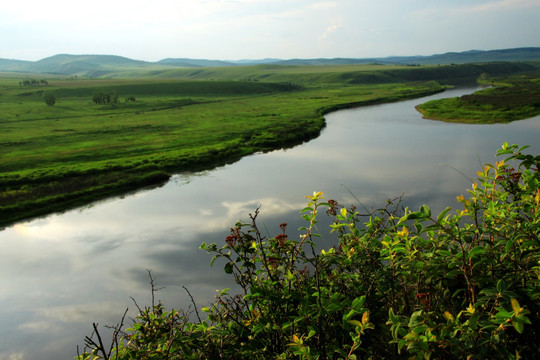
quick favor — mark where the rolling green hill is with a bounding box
[382,47,540,65]
[157,58,237,67]
[2,47,540,78]
[113,61,540,85]
[0,58,33,72]
[25,54,155,75]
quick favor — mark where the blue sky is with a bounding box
[1,0,539,61]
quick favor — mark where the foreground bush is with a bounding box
[78,143,539,359]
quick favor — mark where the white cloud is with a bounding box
[1,0,540,61]
[319,24,339,42]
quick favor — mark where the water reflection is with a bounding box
[1,87,539,359]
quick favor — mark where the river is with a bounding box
[1,86,539,359]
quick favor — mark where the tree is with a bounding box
[43,92,56,106]
[92,92,118,105]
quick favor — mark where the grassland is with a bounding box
[101,61,540,85]
[416,72,540,123]
[1,62,539,227]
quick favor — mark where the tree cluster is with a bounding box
[20,79,48,86]
[78,143,539,360]
[92,92,119,105]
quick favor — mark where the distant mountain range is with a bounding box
[1,47,539,77]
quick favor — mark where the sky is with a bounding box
[1,0,539,62]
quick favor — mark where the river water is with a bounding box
[1,87,539,359]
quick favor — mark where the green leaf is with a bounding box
[412,324,428,334]
[219,288,230,296]
[420,205,431,218]
[496,279,506,293]
[351,296,366,310]
[468,246,486,258]
[348,320,362,327]
[420,224,440,233]
[327,303,343,312]
[224,262,234,274]
[406,212,419,220]
[437,207,452,223]
[469,312,479,330]
[388,308,398,324]
[511,298,521,314]
[505,239,515,253]
[436,250,452,257]
[495,310,512,318]
[513,320,524,334]
[344,309,356,321]
[210,254,221,267]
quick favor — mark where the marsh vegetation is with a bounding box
[416,73,540,123]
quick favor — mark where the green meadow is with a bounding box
[1,61,539,226]
[416,72,540,123]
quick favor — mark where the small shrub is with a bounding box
[43,92,56,106]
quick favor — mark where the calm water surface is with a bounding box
[1,87,539,359]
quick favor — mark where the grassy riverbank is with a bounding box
[1,61,539,227]
[416,72,540,123]
[0,76,443,227]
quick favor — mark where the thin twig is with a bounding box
[183,285,202,323]
[105,307,129,357]
[92,322,109,360]
[341,183,372,215]
[130,296,143,314]
[146,269,165,308]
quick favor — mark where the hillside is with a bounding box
[0,58,33,72]
[377,47,540,65]
[1,47,540,77]
[118,62,540,86]
[157,58,237,67]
